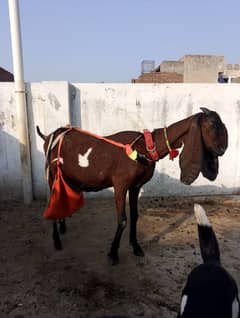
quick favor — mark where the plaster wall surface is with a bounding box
[0,83,21,199]
[183,55,224,83]
[1,82,240,199]
[160,61,184,75]
[27,81,72,199]
[74,83,240,197]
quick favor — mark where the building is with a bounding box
[132,55,240,83]
[0,67,14,82]
[132,59,183,83]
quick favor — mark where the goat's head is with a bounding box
[179,107,228,185]
[200,107,228,156]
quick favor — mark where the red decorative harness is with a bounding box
[143,129,160,161]
[143,128,179,161]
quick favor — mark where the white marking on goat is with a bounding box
[180,295,188,315]
[194,204,211,226]
[232,297,239,318]
[78,148,92,167]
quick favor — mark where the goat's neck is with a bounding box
[153,115,194,159]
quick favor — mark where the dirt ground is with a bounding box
[0,195,240,318]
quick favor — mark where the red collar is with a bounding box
[143,129,159,161]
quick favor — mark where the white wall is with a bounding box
[0,83,22,200]
[1,82,240,200]
[27,81,72,199]
[74,83,240,197]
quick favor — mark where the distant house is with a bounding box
[0,67,14,82]
[132,55,240,83]
[132,60,183,83]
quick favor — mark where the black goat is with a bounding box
[178,204,239,318]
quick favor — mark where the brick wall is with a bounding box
[132,72,183,83]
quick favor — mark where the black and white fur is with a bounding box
[178,204,239,318]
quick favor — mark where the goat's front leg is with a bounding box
[129,186,144,257]
[108,186,128,265]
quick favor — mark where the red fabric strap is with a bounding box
[143,129,159,161]
[44,128,84,220]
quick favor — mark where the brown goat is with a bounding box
[37,107,228,264]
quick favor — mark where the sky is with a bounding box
[1,0,240,83]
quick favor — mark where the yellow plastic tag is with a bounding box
[129,150,138,160]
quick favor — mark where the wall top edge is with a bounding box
[1,81,240,86]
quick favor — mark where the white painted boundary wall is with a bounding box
[0,83,21,198]
[75,83,240,197]
[0,82,240,200]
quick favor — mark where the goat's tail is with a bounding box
[36,126,47,141]
[194,203,220,264]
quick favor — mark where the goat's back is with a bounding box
[180,262,238,318]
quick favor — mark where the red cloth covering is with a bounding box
[44,165,84,220]
[43,130,84,220]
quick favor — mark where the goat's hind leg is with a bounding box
[59,219,66,234]
[129,186,144,257]
[53,221,62,250]
[47,174,64,249]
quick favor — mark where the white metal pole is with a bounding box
[8,0,33,204]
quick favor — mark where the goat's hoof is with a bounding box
[108,252,119,265]
[54,240,63,250]
[59,221,66,234]
[133,244,144,257]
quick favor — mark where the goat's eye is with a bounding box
[210,121,217,128]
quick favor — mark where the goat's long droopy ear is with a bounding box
[201,150,219,181]
[179,115,203,185]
